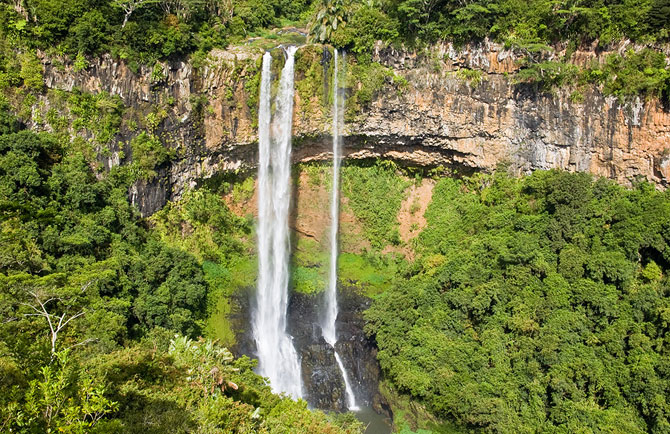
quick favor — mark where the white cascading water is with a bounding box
[322,49,359,411]
[253,47,303,399]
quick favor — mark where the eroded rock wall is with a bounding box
[35,42,670,215]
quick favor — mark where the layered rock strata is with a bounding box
[33,42,670,215]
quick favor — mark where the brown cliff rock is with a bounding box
[33,42,670,215]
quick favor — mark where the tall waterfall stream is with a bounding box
[252,47,390,432]
[252,46,303,398]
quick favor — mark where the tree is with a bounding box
[14,351,117,433]
[309,0,348,43]
[20,280,96,359]
[112,0,157,29]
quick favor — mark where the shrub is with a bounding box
[130,132,172,179]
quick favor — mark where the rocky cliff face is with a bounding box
[35,41,670,215]
[288,288,383,412]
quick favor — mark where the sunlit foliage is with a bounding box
[366,169,670,432]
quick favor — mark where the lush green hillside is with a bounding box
[366,169,670,432]
[2,0,669,59]
[4,91,670,432]
[1,1,670,432]
[2,0,668,104]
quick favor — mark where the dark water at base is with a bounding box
[354,405,393,434]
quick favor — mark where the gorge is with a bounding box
[3,15,670,432]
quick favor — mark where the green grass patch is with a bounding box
[203,256,256,346]
[291,236,328,295]
[338,253,397,297]
[291,265,327,295]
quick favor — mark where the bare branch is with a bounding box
[112,0,157,29]
[58,310,85,330]
[65,338,97,352]
[20,282,94,358]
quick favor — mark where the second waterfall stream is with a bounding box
[322,49,359,411]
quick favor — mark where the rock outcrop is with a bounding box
[288,287,383,412]
[33,41,670,215]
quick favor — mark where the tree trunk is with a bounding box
[122,11,131,29]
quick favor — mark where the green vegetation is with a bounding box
[288,163,404,297]
[0,100,361,431]
[516,49,670,103]
[2,0,670,431]
[151,187,254,346]
[345,59,407,116]
[366,169,670,432]
[3,332,362,432]
[312,0,670,52]
[295,44,328,115]
[456,68,485,89]
[585,48,670,102]
[289,233,396,297]
[515,60,580,93]
[309,0,347,43]
[129,132,171,179]
[0,0,313,65]
[338,253,398,297]
[329,1,400,54]
[341,160,410,249]
[65,90,125,145]
[2,0,665,85]
[292,237,328,295]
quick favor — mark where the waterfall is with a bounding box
[253,47,303,399]
[322,49,359,411]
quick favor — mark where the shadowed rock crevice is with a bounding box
[229,285,385,413]
[288,288,384,412]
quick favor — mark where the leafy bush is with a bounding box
[309,0,348,44]
[515,60,579,92]
[456,68,484,88]
[150,187,252,344]
[18,51,43,92]
[292,265,326,294]
[130,132,172,179]
[331,4,399,53]
[67,9,110,54]
[591,49,670,102]
[4,350,118,433]
[130,240,208,337]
